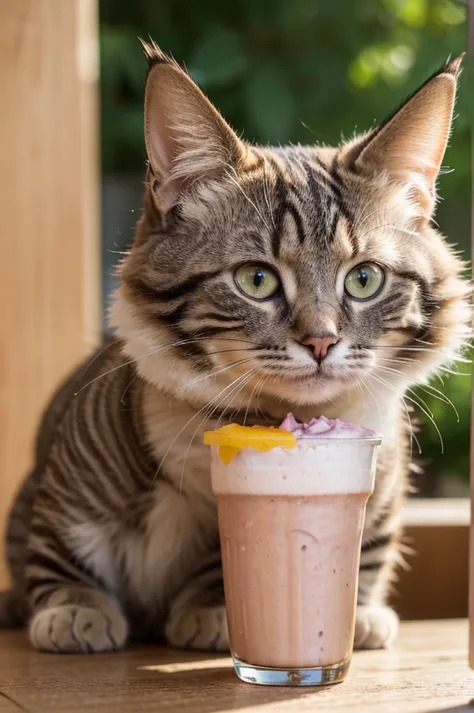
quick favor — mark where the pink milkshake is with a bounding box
[204,415,381,686]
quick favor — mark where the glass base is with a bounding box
[233,656,349,686]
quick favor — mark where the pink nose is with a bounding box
[301,334,338,363]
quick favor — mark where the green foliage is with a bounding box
[242,60,295,143]
[100,0,468,187]
[189,28,248,87]
[100,0,471,491]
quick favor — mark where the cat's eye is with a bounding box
[344,263,385,301]
[234,264,281,301]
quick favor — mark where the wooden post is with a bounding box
[469,0,474,671]
[0,0,101,585]
[467,0,474,669]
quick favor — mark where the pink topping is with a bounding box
[279,413,376,439]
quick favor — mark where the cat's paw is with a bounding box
[29,603,128,653]
[165,604,229,652]
[354,605,398,649]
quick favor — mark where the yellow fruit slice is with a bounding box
[218,446,240,464]
[204,424,297,463]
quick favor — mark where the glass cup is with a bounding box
[209,435,381,686]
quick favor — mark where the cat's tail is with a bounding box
[0,589,25,628]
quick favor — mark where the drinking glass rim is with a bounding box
[291,436,382,445]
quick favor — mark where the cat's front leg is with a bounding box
[26,529,128,654]
[355,527,400,649]
[29,586,128,654]
[354,604,399,649]
[164,552,229,652]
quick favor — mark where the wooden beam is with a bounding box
[0,0,101,586]
[469,0,474,669]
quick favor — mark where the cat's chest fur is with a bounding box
[69,454,216,616]
[68,389,219,615]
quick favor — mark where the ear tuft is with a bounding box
[140,39,167,66]
[139,39,186,77]
[439,53,464,79]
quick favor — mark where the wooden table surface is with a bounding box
[0,620,473,713]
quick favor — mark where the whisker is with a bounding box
[74,357,145,396]
[376,362,460,419]
[243,375,264,426]
[152,367,259,486]
[371,371,444,453]
[375,366,435,418]
[74,335,263,395]
[204,347,260,357]
[191,334,261,346]
[429,324,473,333]
[403,392,444,454]
[365,372,422,454]
[376,356,419,366]
[356,375,384,430]
[120,371,139,405]
[372,345,471,363]
[410,337,436,346]
[439,365,471,377]
[178,368,260,492]
[190,358,256,387]
[371,345,437,352]
[418,382,460,422]
[255,373,270,420]
[77,340,120,381]
[214,370,259,430]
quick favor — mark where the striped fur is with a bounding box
[1,47,470,653]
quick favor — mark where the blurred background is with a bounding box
[99,0,471,498]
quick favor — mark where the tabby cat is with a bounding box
[0,44,470,653]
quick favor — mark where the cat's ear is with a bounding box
[350,55,463,218]
[142,41,246,212]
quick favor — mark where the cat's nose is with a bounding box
[300,333,339,363]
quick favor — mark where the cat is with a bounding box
[0,43,470,654]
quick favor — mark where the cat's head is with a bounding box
[111,43,470,415]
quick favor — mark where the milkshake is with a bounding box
[204,414,381,686]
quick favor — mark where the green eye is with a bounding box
[344,263,385,301]
[234,264,281,300]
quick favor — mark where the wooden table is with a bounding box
[0,620,473,712]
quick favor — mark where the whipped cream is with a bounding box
[211,414,381,496]
[279,413,377,439]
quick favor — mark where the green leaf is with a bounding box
[243,61,295,143]
[189,28,247,87]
